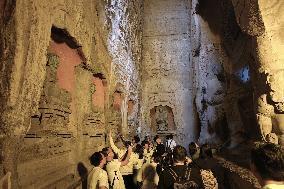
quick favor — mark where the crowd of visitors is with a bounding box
[87,132,284,189]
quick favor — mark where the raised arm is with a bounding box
[120,146,132,166]
[109,130,124,158]
[119,134,126,145]
[109,130,120,154]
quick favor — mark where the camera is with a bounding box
[124,141,132,148]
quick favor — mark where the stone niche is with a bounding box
[113,91,123,112]
[19,26,83,189]
[92,74,107,110]
[127,99,138,136]
[150,105,176,135]
[82,73,107,151]
[107,90,125,136]
[128,100,134,115]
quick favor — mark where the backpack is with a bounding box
[168,166,199,189]
[200,169,218,189]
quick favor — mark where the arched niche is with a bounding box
[111,82,125,112]
[108,82,126,136]
[20,26,84,189]
[51,26,83,93]
[127,98,138,136]
[28,26,83,135]
[113,91,123,112]
[128,100,135,115]
[83,72,108,146]
[92,73,107,110]
[150,105,176,134]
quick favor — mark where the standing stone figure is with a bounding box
[156,106,168,131]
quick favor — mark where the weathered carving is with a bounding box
[46,53,60,74]
[155,106,169,132]
[265,133,278,144]
[90,83,96,95]
[30,53,72,134]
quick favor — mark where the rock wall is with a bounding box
[139,0,259,147]
[228,0,284,146]
[249,0,284,146]
[0,0,283,187]
[191,0,284,148]
[0,0,143,188]
[104,0,143,138]
[140,0,197,145]
[191,0,228,144]
[191,0,258,147]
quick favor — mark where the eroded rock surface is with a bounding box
[0,0,142,188]
[0,0,283,188]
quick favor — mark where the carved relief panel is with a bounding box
[150,105,176,134]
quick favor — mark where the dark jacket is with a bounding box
[157,164,205,189]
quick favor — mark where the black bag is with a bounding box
[168,166,199,189]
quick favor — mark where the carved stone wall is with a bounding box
[0,0,284,188]
[191,0,258,147]
[222,0,284,146]
[190,0,284,148]
[249,1,284,146]
[104,0,143,138]
[140,0,197,146]
[0,0,143,188]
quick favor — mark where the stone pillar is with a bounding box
[232,0,284,145]
[121,95,129,137]
[191,0,227,144]
[141,0,196,146]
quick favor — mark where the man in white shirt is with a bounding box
[101,144,132,189]
[88,152,109,189]
[251,142,284,189]
[109,131,139,189]
[165,134,176,152]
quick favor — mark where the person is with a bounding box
[133,144,145,188]
[154,135,160,145]
[88,152,109,189]
[158,145,204,189]
[109,130,138,189]
[141,164,158,189]
[138,152,160,188]
[101,146,132,189]
[251,142,284,189]
[132,135,143,171]
[165,134,176,152]
[132,135,141,148]
[194,144,224,189]
[142,140,154,164]
[144,135,151,143]
[154,135,166,156]
[152,152,164,176]
[188,142,200,160]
